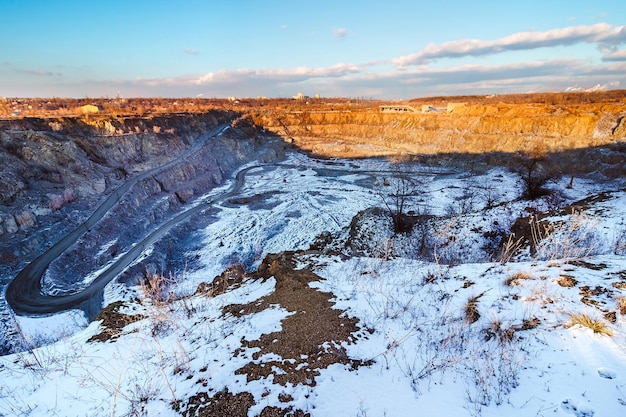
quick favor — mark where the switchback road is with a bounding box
[6,125,234,315]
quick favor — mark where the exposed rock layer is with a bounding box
[259,102,626,157]
[0,112,285,288]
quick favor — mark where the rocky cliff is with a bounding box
[0,112,285,288]
[258,102,626,158]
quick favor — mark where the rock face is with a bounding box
[260,102,626,157]
[0,112,285,290]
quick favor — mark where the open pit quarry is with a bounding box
[0,96,625,317]
[1,96,626,416]
[257,100,626,157]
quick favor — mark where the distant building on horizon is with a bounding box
[379,104,417,113]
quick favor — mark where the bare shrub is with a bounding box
[497,234,523,265]
[140,272,181,337]
[510,146,556,200]
[533,210,604,261]
[614,227,626,255]
[375,169,421,234]
[141,272,177,307]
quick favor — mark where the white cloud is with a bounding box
[603,49,626,61]
[193,63,361,85]
[184,49,199,55]
[334,28,348,40]
[9,24,626,99]
[393,23,626,67]
[70,55,626,99]
[18,68,60,77]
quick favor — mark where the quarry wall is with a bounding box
[259,102,626,157]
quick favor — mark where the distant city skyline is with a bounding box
[1,0,625,99]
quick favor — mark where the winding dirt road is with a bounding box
[6,131,455,317]
[6,125,237,316]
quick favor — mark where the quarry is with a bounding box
[0,92,625,416]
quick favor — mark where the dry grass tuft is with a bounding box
[465,293,485,324]
[557,275,578,287]
[566,313,613,336]
[504,271,533,286]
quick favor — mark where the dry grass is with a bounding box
[504,271,533,286]
[498,235,523,265]
[141,273,177,306]
[464,293,485,324]
[566,313,613,336]
[557,275,578,287]
[617,297,626,315]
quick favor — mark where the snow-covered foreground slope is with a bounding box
[2,152,625,416]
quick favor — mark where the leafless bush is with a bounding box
[140,272,182,337]
[141,272,177,307]
[510,147,556,200]
[375,169,421,234]
[533,210,604,260]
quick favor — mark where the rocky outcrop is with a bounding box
[0,112,230,236]
[0,112,286,291]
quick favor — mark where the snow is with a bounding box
[2,151,626,416]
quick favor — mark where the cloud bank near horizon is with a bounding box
[4,23,625,98]
[392,23,626,68]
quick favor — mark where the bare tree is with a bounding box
[511,145,556,200]
[376,169,419,234]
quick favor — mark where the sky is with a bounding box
[1,0,625,99]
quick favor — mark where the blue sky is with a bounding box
[1,0,625,98]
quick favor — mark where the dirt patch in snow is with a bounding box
[174,388,310,417]
[196,264,246,298]
[175,252,367,416]
[87,301,144,343]
[173,389,255,417]
[226,252,372,387]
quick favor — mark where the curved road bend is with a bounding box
[5,125,231,316]
[7,147,457,316]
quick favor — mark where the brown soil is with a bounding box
[174,389,309,417]
[196,264,246,297]
[173,389,255,417]
[175,251,370,416]
[604,311,617,324]
[87,301,144,343]
[567,260,608,270]
[579,285,613,307]
[226,252,372,387]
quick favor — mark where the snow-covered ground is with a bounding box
[2,151,626,416]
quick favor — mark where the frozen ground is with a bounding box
[1,151,626,416]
